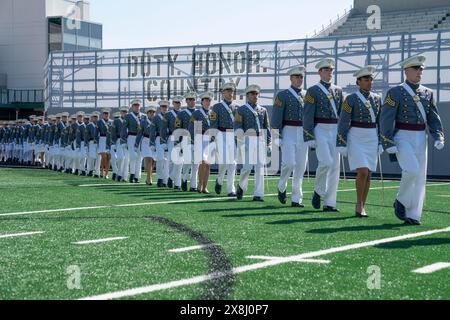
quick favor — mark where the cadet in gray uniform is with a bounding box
[337,66,382,218]
[121,100,144,183]
[85,112,100,177]
[110,107,128,182]
[98,109,112,179]
[190,92,214,194]
[175,92,199,192]
[235,84,271,202]
[210,82,238,197]
[136,106,157,185]
[166,96,183,189]
[380,55,445,225]
[153,101,170,188]
[303,58,343,212]
[272,66,309,208]
[76,113,90,176]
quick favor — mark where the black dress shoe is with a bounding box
[145,181,153,186]
[228,192,237,197]
[112,173,117,181]
[292,202,305,208]
[134,178,140,184]
[278,189,287,205]
[323,206,340,212]
[87,171,93,177]
[404,218,421,226]
[181,180,188,192]
[253,196,264,202]
[117,175,122,182]
[157,179,163,188]
[312,191,321,210]
[162,184,167,188]
[236,185,244,200]
[393,200,406,221]
[80,171,86,176]
[174,186,181,190]
[74,170,79,175]
[167,178,173,188]
[190,188,198,192]
[129,174,135,183]
[94,175,100,179]
[215,179,222,195]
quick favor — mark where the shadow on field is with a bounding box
[374,237,450,249]
[267,216,356,225]
[305,223,407,234]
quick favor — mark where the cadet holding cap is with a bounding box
[304,58,344,212]
[211,82,238,197]
[235,84,271,202]
[272,65,309,208]
[380,55,445,226]
[337,66,382,218]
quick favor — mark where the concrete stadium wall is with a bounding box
[353,0,450,14]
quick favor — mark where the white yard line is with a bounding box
[77,178,400,188]
[80,226,450,300]
[412,262,450,274]
[1,183,449,218]
[0,231,44,239]
[73,237,128,245]
[168,245,210,253]
[247,256,330,264]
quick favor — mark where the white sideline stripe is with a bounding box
[437,195,450,198]
[247,256,330,264]
[73,237,128,245]
[80,226,450,300]
[0,231,44,239]
[169,245,209,253]
[2,183,449,218]
[412,262,450,274]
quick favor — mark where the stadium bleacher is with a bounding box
[328,6,450,37]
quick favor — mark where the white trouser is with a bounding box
[87,141,98,173]
[117,143,128,179]
[127,136,142,178]
[216,131,237,194]
[395,130,428,221]
[279,126,309,204]
[181,144,198,189]
[156,137,169,183]
[78,145,87,172]
[238,136,267,198]
[314,124,340,207]
[110,141,118,175]
[170,139,183,187]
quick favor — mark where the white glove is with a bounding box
[336,147,348,157]
[378,145,384,156]
[121,143,128,151]
[434,140,445,150]
[386,146,398,154]
[307,140,317,149]
[161,144,168,152]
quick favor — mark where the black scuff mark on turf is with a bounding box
[147,216,235,300]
